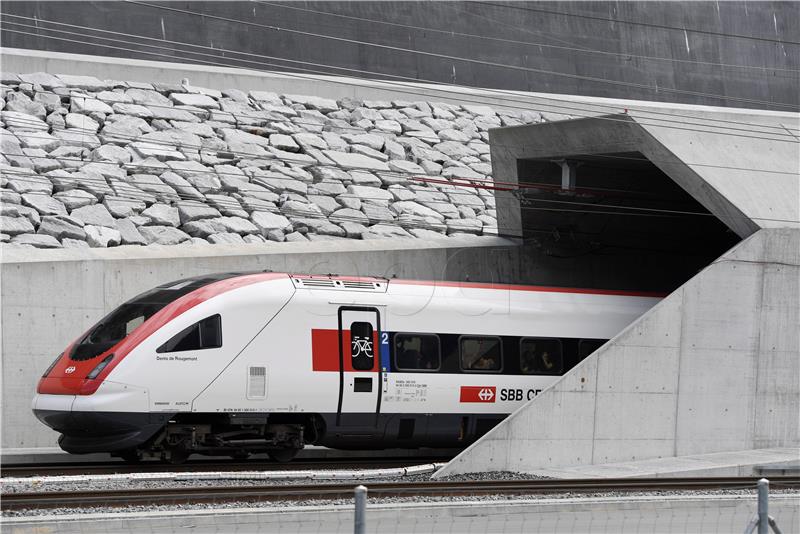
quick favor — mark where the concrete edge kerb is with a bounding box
[0,237,516,264]
[3,48,797,119]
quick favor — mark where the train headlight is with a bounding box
[86,354,114,380]
[42,353,63,378]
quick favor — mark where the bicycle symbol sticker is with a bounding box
[352,337,374,359]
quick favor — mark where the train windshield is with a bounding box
[69,272,255,361]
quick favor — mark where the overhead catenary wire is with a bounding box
[1,146,748,235]
[471,1,800,46]
[3,129,727,221]
[3,175,633,244]
[6,183,712,227]
[251,0,800,74]
[116,0,800,111]
[5,14,799,138]
[1,157,719,219]
[4,182,714,252]
[4,186,716,258]
[3,23,799,144]
[3,156,501,208]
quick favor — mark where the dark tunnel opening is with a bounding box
[514,152,741,293]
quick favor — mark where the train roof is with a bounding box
[162,272,665,298]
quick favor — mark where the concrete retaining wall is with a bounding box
[3,1,798,109]
[436,228,800,476]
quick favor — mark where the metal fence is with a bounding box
[3,478,799,533]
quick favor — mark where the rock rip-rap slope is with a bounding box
[0,73,550,249]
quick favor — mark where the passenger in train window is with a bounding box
[395,333,440,371]
[418,351,437,369]
[535,351,558,373]
[520,345,537,374]
[472,354,497,370]
[520,338,562,375]
[461,337,501,371]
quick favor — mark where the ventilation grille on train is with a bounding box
[291,276,388,292]
[247,366,266,399]
[297,278,337,288]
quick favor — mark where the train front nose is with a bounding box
[33,390,162,454]
[32,392,77,434]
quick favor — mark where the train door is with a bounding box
[337,307,382,427]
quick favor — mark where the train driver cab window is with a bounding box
[520,338,562,375]
[394,333,440,371]
[126,316,145,334]
[460,336,502,372]
[350,322,375,371]
[157,315,222,353]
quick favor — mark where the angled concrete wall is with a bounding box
[629,110,800,238]
[436,228,800,476]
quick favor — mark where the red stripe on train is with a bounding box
[311,329,377,372]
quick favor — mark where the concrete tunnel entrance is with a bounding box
[515,151,740,292]
[486,110,797,293]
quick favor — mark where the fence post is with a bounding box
[757,478,769,534]
[354,484,367,534]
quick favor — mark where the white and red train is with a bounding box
[33,272,660,462]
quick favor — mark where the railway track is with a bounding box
[4,477,798,511]
[1,456,452,478]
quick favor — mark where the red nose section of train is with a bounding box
[38,273,285,396]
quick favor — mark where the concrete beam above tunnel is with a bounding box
[490,111,800,239]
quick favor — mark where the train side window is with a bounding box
[579,339,607,360]
[157,315,222,353]
[460,336,502,372]
[350,321,375,371]
[520,338,562,375]
[394,333,441,371]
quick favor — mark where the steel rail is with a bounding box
[3,477,798,510]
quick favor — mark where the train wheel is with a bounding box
[119,450,141,464]
[168,448,190,465]
[229,452,250,460]
[267,448,299,463]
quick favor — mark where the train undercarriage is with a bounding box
[115,413,326,464]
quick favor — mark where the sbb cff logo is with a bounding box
[460,386,496,403]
